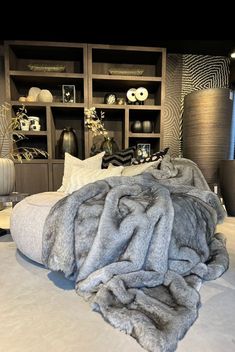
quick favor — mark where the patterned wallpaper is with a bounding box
[163,54,230,157]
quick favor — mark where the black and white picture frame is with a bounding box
[62,85,76,103]
[137,143,151,158]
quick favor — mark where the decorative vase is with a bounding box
[101,137,119,155]
[58,127,78,158]
[131,120,142,133]
[142,120,153,133]
[0,158,15,195]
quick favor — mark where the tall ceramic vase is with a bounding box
[0,158,15,195]
[58,127,78,158]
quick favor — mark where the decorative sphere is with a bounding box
[37,89,53,103]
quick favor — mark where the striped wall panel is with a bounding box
[163,54,182,157]
[163,54,230,157]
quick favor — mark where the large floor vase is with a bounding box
[0,158,15,195]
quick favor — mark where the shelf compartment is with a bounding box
[14,134,48,159]
[12,105,47,131]
[11,101,85,108]
[129,133,160,138]
[90,108,125,151]
[51,107,85,160]
[8,43,85,73]
[129,109,161,134]
[91,47,163,77]
[92,79,161,106]
[129,137,160,156]
[10,76,84,103]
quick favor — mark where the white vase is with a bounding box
[0,158,15,195]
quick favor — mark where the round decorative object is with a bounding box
[26,95,36,102]
[37,89,53,103]
[127,88,137,103]
[142,120,153,133]
[58,127,78,158]
[0,158,15,196]
[135,87,148,102]
[131,120,142,133]
[101,136,119,155]
[104,93,117,105]
[28,87,41,101]
[117,97,126,105]
[18,97,27,103]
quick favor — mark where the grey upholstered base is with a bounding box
[10,192,66,264]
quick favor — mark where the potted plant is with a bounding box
[0,103,48,195]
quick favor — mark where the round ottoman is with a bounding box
[10,192,66,264]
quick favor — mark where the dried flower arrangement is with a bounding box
[84,107,108,136]
[0,102,48,161]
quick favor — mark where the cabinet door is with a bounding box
[15,163,49,194]
[52,163,64,191]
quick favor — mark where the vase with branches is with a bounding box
[0,102,48,195]
[0,103,48,161]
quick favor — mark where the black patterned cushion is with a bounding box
[102,146,136,169]
[132,147,169,165]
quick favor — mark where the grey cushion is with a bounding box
[10,192,66,264]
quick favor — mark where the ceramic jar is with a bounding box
[0,158,15,195]
[58,127,78,158]
[142,120,153,133]
[131,120,142,133]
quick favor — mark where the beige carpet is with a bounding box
[0,218,234,352]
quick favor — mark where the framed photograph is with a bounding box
[62,85,76,103]
[137,143,151,158]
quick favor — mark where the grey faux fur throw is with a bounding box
[42,157,229,352]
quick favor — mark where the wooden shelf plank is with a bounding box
[128,133,161,138]
[93,104,126,110]
[128,105,161,110]
[15,131,48,136]
[10,70,84,79]
[11,101,85,108]
[93,104,161,110]
[92,74,162,82]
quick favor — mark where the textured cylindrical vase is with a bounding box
[0,158,15,195]
[183,88,233,186]
[219,160,235,216]
[58,127,78,158]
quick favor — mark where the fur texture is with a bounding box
[42,157,229,352]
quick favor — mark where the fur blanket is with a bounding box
[42,157,229,352]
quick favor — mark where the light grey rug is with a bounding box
[0,218,235,352]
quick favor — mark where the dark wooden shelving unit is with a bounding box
[5,41,166,194]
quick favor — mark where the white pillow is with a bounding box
[57,152,105,192]
[109,160,161,177]
[65,164,124,194]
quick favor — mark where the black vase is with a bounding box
[101,137,119,155]
[58,127,78,158]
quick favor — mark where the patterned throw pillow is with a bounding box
[132,147,169,165]
[102,146,136,169]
